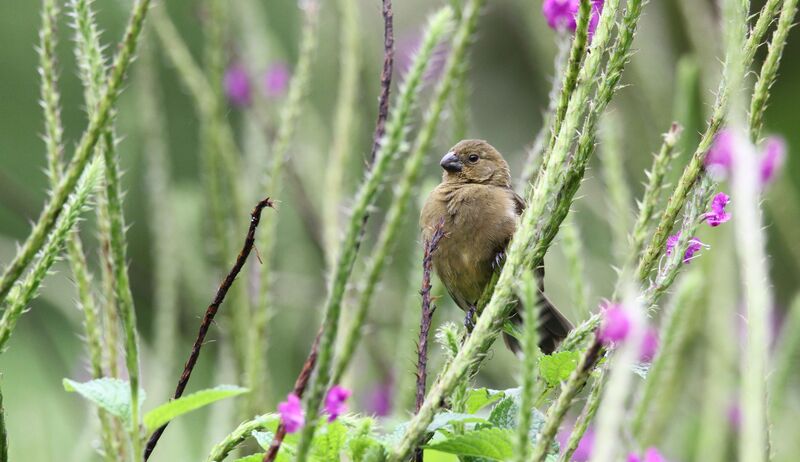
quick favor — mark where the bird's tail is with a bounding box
[503,291,573,356]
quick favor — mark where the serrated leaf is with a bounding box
[63,378,143,425]
[465,388,504,414]
[424,428,514,460]
[488,396,518,429]
[143,385,247,433]
[539,351,580,387]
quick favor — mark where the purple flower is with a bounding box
[628,447,668,462]
[263,62,290,98]
[224,64,252,107]
[278,393,305,433]
[760,136,786,185]
[666,232,706,264]
[704,192,731,227]
[598,304,631,344]
[640,328,659,362]
[705,129,735,178]
[542,0,579,31]
[324,385,351,422]
[542,0,605,37]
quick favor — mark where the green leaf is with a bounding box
[425,428,514,460]
[311,421,347,462]
[488,396,518,429]
[143,385,247,433]
[384,413,487,446]
[465,388,504,414]
[63,378,143,425]
[251,431,294,462]
[539,351,580,387]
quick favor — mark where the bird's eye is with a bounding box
[468,154,479,163]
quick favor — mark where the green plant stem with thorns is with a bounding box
[331,5,458,384]
[0,0,152,305]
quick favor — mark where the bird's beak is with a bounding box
[440,151,463,173]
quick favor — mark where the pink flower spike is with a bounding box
[704,192,731,227]
[628,455,642,462]
[224,64,252,107]
[760,136,786,185]
[665,233,680,256]
[598,304,631,344]
[705,129,735,179]
[324,385,351,422]
[640,328,659,362]
[588,0,605,38]
[278,393,305,433]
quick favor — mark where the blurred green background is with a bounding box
[0,0,798,460]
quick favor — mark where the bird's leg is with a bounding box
[464,304,477,333]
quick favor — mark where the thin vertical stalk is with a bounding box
[558,368,604,462]
[293,1,396,456]
[413,221,445,462]
[513,271,540,462]
[0,381,6,462]
[71,1,142,456]
[733,134,772,462]
[748,0,798,141]
[138,35,180,398]
[39,0,63,183]
[323,0,361,264]
[249,0,320,413]
[330,6,458,384]
[544,0,591,159]
[599,113,633,265]
[588,294,644,462]
[560,217,590,320]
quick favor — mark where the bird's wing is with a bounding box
[511,190,526,216]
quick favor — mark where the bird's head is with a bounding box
[439,139,511,187]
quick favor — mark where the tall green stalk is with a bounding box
[330,6,456,384]
[71,1,143,457]
[323,0,361,265]
[749,0,798,141]
[513,271,540,462]
[250,1,320,411]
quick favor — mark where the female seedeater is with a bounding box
[420,139,572,354]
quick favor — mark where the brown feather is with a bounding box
[420,140,573,355]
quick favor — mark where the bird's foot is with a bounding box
[464,304,477,333]
[492,251,506,270]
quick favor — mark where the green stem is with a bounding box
[330,6,457,385]
[560,216,590,320]
[323,0,361,265]
[250,1,320,412]
[514,271,540,462]
[558,368,604,462]
[748,0,799,141]
[205,414,277,462]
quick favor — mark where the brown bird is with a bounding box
[420,139,572,354]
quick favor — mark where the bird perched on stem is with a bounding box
[420,139,572,354]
